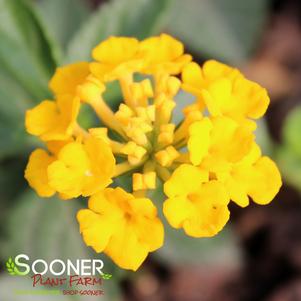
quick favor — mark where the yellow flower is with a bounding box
[25,135,115,200]
[25,95,80,141]
[187,118,282,207]
[24,140,72,197]
[217,143,282,207]
[90,36,143,81]
[25,149,56,197]
[139,33,192,75]
[163,164,230,237]
[49,62,90,95]
[48,136,115,199]
[77,187,164,271]
[25,62,92,141]
[182,60,270,123]
[90,34,191,82]
[188,116,254,167]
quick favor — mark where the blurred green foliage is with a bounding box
[167,0,269,63]
[0,0,274,299]
[277,106,301,192]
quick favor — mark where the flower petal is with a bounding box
[49,62,90,95]
[24,149,56,197]
[183,181,230,237]
[188,118,212,166]
[246,157,282,205]
[163,195,194,229]
[164,164,208,198]
[92,36,139,64]
[105,222,149,271]
[77,209,115,253]
[25,101,61,138]
[47,142,89,198]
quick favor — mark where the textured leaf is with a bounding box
[167,0,269,63]
[65,0,171,62]
[0,0,59,158]
[0,0,54,156]
[2,190,90,261]
[0,31,50,101]
[0,64,38,158]
[275,106,301,192]
[0,0,57,93]
[282,105,301,158]
[35,0,91,61]
[276,146,301,192]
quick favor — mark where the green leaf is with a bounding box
[0,5,49,157]
[65,0,171,63]
[0,0,56,169]
[282,105,301,158]
[0,0,57,86]
[2,190,90,261]
[276,146,301,192]
[275,105,301,192]
[0,64,38,158]
[0,31,51,101]
[166,0,269,63]
[35,0,91,61]
[0,0,55,159]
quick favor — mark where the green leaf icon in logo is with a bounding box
[5,257,23,276]
[101,273,112,280]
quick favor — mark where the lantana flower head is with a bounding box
[24,34,282,271]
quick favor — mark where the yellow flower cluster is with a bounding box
[24,34,282,271]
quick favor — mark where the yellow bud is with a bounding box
[129,79,153,107]
[156,98,176,125]
[133,172,156,191]
[155,146,179,167]
[121,141,147,165]
[183,103,203,116]
[158,123,175,145]
[141,79,154,98]
[128,117,153,134]
[115,104,134,125]
[136,105,155,122]
[155,74,181,97]
[127,128,148,146]
[167,76,181,96]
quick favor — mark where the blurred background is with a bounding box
[1,0,301,300]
